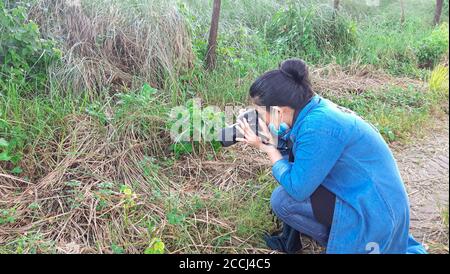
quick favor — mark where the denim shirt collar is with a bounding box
[286,95,321,141]
[296,95,321,125]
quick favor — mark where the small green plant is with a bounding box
[111,243,125,254]
[0,208,16,225]
[0,138,10,161]
[64,180,83,210]
[120,184,137,225]
[14,232,55,254]
[0,133,25,172]
[144,222,165,254]
[168,99,223,158]
[95,182,114,211]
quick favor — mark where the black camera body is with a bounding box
[218,109,260,147]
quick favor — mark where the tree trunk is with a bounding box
[400,0,405,25]
[205,0,221,70]
[434,0,443,26]
[333,0,340,19]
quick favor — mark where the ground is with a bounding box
[393,115,449,254]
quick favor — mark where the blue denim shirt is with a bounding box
[272,95,427,254]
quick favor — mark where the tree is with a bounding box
[400,0,405,24]
[333,0,340,12]
[434,0,443,26]
[205,0,221,70]
[333,0,340,19]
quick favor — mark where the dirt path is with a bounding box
[392,115,449,254]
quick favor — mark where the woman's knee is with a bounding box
[270,186,290,218]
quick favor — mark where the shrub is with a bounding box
[0,2,61,92]
[429,64,449,98]
[265,2,358,62]
[415,23,449,69]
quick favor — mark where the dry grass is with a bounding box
[0,110,278,253]
[29,0,194,93]
[310,63,425,97]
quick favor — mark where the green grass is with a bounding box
[330,86,434,142]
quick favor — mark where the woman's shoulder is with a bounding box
[295,98,358,141]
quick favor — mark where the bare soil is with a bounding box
[392,115,449,254]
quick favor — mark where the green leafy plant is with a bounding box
[0,2,61,91]
[415,23,449,69]
[144,222,165,254]
[111,243,125,254]
[167,99,223,158]
[0,208,16,225]
[120,184,137,225]
[265,2,357,62]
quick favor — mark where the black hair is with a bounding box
[249,58,314,111]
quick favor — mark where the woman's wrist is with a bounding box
[263,145,283,164]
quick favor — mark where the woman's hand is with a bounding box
[235,118,273,151]
[236,118,282,164]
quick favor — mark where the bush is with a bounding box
[265,2,358,62]
[0,2,61,92]
[415,23,449,69]
[429,64,449,98]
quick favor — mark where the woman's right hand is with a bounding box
[236,118,276,153]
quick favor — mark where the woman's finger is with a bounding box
[235,137,247,143]
[243,118,255,136]
[236,125,246,138]
[238,119,251,136]
[237,121,248,136]
[258,118,271,136]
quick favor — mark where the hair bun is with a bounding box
[279,58,308,84]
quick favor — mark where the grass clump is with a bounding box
[30,0,194,93]
[265,1,358,63]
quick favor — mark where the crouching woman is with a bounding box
[236,58,426,254]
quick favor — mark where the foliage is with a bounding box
[429,64,449,98]
[168,98,223,158]
[0,2,61,92]
[265,2,358,62]
[415,23,449,69]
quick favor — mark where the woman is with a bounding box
[235,58,426,254]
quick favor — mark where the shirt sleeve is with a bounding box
[271,129,345,201]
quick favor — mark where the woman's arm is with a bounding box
[272,129,345,201]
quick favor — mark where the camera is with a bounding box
[218,109,260,147]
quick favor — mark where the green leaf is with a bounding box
[111,243,124,254]
[141,83,157,96]
[0,138,8,147]
[0,151,11,161]
[144,238,165,254]
[11,166,22,174]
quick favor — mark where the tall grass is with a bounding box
[29,0,194,94]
